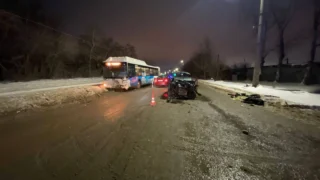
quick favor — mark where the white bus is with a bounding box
[102,57,160,90]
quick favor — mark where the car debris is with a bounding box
[243,94,265,106]
[228,93,265,106]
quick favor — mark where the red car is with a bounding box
[153,75,169,87]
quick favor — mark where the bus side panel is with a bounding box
[130,76,139,87]
[138,75,154,85]
[139,76,147,85]
[145,75,154,84]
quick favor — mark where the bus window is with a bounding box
[135,66,142,76]
[141,67,146,76]
[151,68,156,76]
[154,69,159,76]
[128,63,136,77]
[145,67,150,76]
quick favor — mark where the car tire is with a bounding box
[188,91,196,100]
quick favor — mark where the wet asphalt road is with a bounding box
[0,83,320,180]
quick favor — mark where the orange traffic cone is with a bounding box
[150,95,156,106]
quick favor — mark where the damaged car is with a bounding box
[167,71,199,103]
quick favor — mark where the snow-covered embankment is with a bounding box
[200,80,320,107]
[0,78,106,114]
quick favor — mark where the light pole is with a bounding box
[180,60,184,72]
[252,0,266,87]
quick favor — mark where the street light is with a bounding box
[180,60,184,64]
[175,68,179,72]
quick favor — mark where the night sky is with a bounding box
[43,0,315,69]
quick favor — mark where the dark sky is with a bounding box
[43,0,315,70]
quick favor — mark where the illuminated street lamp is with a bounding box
[175,68,179,72]
[180,60,184,64]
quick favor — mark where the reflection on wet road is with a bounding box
[103,97,128,121]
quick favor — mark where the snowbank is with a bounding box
[0,85,107,115]
[201,80,320,106]
[0,77,103,96]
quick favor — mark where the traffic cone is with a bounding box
[150,94,156,106]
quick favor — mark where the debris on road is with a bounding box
[243,94,265,106]
[228,93,265,106]
[161,91,168,99]
[242,130,249,135]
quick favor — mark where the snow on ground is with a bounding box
[0,77,106,114]
[201,80,320,106]
[0,85,107,115]
[0,77,103,96]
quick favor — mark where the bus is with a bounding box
[102,57,160,90]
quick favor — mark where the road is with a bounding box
[0,83,319,180]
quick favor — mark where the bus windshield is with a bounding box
[103,62,127,78]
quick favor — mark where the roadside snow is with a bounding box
[201,80,320,106]
[0,85,106,114]
[0,77,103,96]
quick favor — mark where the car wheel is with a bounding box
[188,91,196,100]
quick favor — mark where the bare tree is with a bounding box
[215,54,220,79]
[190,38,214,79]
[269,0,296,82]
[184,38,228,79]
[124,44,138,58]
[89,29,95,77]
[302,0,320,85]
[261,29,311,68]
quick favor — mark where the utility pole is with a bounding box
[252,0,266,87]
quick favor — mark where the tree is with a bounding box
[269,0,296,82]
[89,30,95,77]
[190,38,213,79]
[261,29,311,68]
[0,5,138,80]
[77,31,139,77]
[124,44,138,58]
[0,0,62,80]
[183,38,228,79]
[302,0,320,85]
